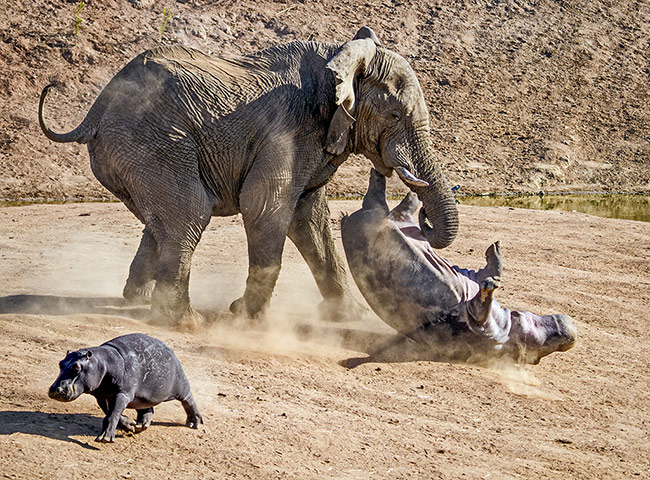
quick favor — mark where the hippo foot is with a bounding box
[123,280,154,305]
[318,296,367,323]
[134,424,149,433]
[483,241,503,279]
[186,413,203,429]
[117,415,136,433]
[480,276,501,294]
[135,408,153,433]
[95,429,116,443]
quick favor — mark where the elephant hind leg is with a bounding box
[287,186,365,322]
[123,226,157,304]
[119,153,213,329]
[146,197,212,330]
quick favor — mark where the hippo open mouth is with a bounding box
[341,169,577,364]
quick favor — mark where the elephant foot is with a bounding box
[318,296,368,323]
[150,303,203,332]
[229,295,267,320]
[123,279,155,305]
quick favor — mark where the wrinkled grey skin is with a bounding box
[341,170,577,364]
[38,27,458,327]
[48,333,202,442]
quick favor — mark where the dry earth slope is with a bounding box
[0,0,648,200]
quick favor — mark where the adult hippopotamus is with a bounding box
[341,170,577,364]
[49,333,202,442]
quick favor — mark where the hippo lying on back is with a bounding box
[341,170,577,364]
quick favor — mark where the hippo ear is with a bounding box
[66,350,70,355]
[86,351,92,359]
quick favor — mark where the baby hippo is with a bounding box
[49,333,202,442]
[341,170,577,364]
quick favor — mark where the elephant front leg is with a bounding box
[287,186,365,322]
[229,225,289,319]
[147,201,212,330]
[123,226,158,304]
[150,241,203,330]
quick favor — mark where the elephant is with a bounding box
[38,27,459,328]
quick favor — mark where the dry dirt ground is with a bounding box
[1,1,649,479]
[1,200,649,479]
[1,0,649,200]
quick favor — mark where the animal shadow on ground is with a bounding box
[292,323,449,368]
[0,411,101,450]
[0,294,149,319]
[0,411,188,450]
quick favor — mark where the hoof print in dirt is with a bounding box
[49,333,203,443]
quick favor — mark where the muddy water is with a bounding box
[457,194,650,223]
[2,195,649,222]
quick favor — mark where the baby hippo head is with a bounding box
[509,312,578,364]
[49,350,103,402]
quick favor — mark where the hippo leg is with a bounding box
[95,396,135,438]
[477,241,503,282]
[95,393,131,443]
[180,394,203,429]
[466,277,500,327]
[135,407,154,433]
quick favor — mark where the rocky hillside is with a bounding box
[1,0,648,199]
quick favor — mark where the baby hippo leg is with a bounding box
[467,277,500,327]
[135,407,154,433]
[96,393,131,443]
[97,397,136,436]
[180,394,203,429]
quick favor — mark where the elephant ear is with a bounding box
[324,28,380,155]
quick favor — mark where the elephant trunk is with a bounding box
[413,159,458,249]
[389,137,458,249]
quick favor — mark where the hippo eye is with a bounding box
[73,363,82,373]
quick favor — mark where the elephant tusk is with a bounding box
[394,166,429,187]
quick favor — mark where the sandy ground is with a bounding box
[0,199,649,479]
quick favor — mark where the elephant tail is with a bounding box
[39,84,95,144]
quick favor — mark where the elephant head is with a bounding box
[325,27,458,249]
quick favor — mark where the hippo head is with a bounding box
[506,312,578,364]
[49,349,104,402]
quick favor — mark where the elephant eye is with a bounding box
[391,110,402,122]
